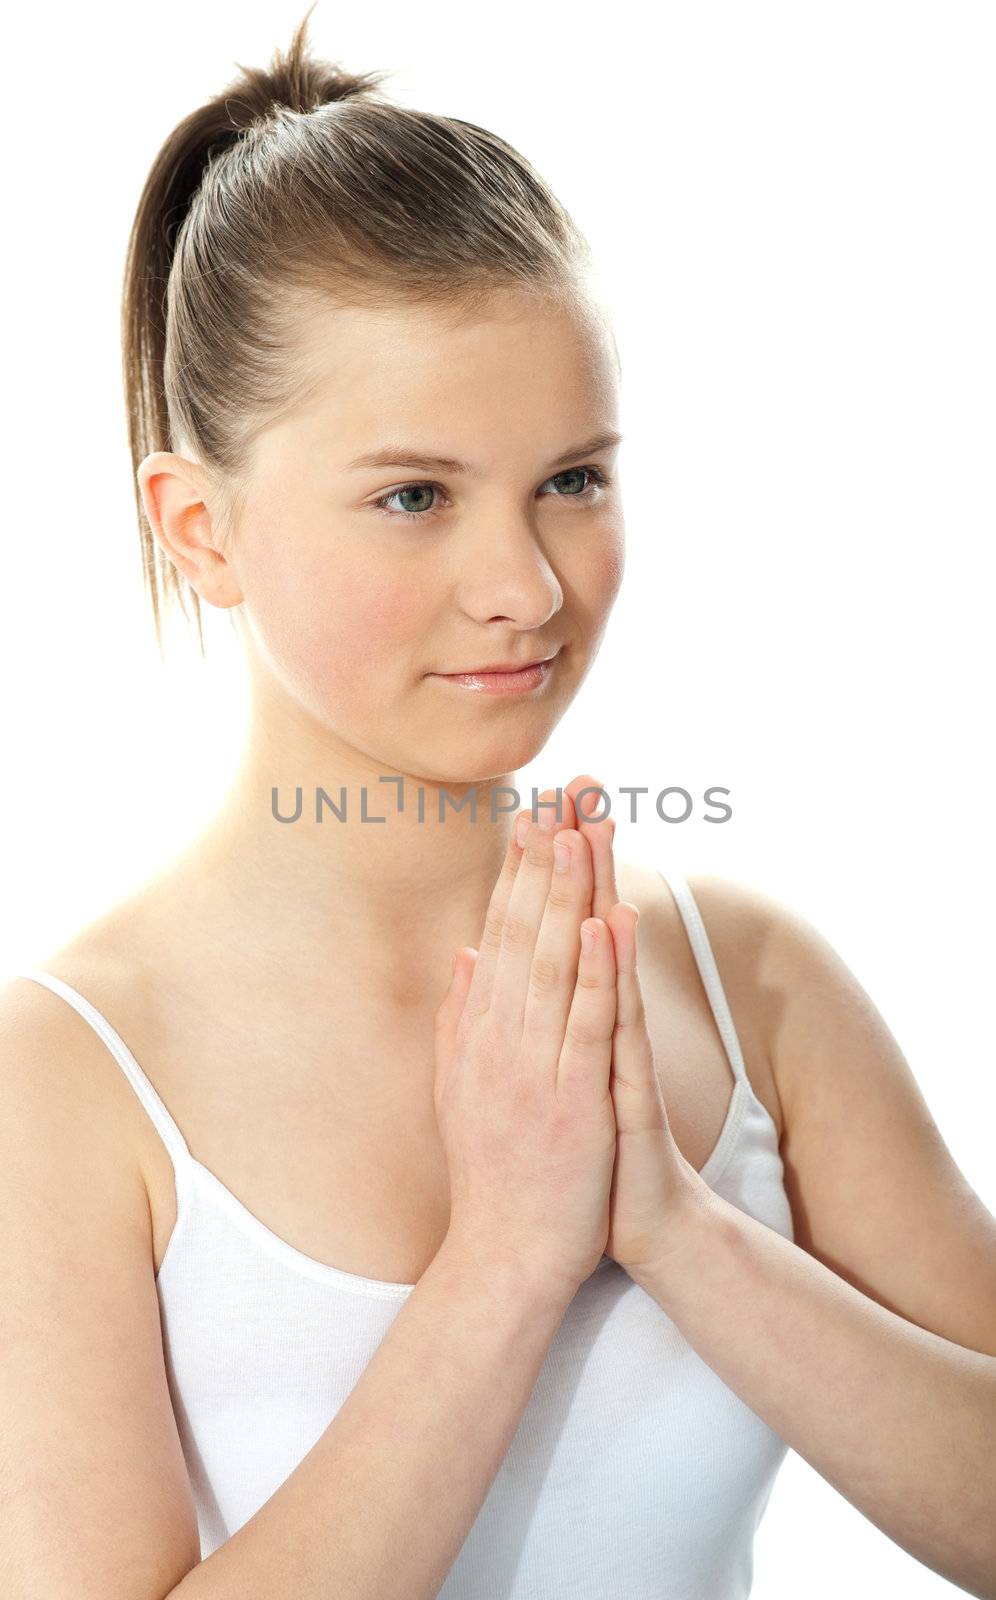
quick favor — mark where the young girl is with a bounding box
[3,11,994,1598]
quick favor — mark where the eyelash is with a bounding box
[371,464,612,524]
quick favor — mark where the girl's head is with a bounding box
[124,8,624,785]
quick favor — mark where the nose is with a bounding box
[454,514,564,628]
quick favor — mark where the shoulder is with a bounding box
[614,860,790,1135]
[673,873,891,1119]
[0,928,161,1240]
[0,960,118,1094]
[668,880,996,1358]
[678,871,835,1122]
[0,965,200,1583]
[614,857,785,947]
[0,959,139,1140]
[0,966,156,1330]
[671,867,812,1007]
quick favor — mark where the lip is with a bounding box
[449,653,557,674]
[431,649,561,696]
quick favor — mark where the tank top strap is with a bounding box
[656,872,749,1089]
[10,968,193,1169]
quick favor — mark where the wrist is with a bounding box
[624,1168,735,1299]
[436,1231,581,1316]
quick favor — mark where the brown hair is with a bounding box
[120,2,593,656]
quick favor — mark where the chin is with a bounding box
[408,726,559,791]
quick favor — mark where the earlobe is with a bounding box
[137,451,243,608]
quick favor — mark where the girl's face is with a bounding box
[225,285,625,783]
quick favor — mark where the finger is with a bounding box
[463,807,534,1016]
[533,783,571,832]
[584,811,619,926]
[433,946,478,1099]
[605,902,665,1131]
[563,773,600,834]
[521,828,595,1048]
[567,774,619,924]
[557,916,617,1100]
[437,946,476,1024]
[466,787,566,1016]
[488,819,562,1029]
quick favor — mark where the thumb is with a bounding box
[433,946,477,1080]
[606,904,667,1135]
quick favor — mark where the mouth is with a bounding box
[429,648,562,696]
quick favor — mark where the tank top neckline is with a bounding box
[8,867,765,1298]
[168,1079,751,1297]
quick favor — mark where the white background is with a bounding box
[2,2,993,1594]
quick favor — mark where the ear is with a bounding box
[136,452,244,610]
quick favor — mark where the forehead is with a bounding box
[273,286,619,461]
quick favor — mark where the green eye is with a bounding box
[549,467,595,496]
[381,483,439,518]
[373,464,611,525]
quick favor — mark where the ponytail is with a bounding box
[120,2,590,656]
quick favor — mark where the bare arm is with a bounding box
[632,1187,996,1600]
[3,806,616,1597]
[618,875,996,1600]
[0,982,576,1600]
[173,1241,573,1599]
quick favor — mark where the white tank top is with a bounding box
[13,869,794,1593]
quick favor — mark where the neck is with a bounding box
[157,721,527,1015]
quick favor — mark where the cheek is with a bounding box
[248,550,421,692]
[340,571,426,642]
[578,527,625,609]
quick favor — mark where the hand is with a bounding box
[561,776,708,1279]
[433,801,619,1301]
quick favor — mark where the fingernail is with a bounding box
[515,814,530,848]
[553,838,571,873]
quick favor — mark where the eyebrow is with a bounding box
[344,429,624,475]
